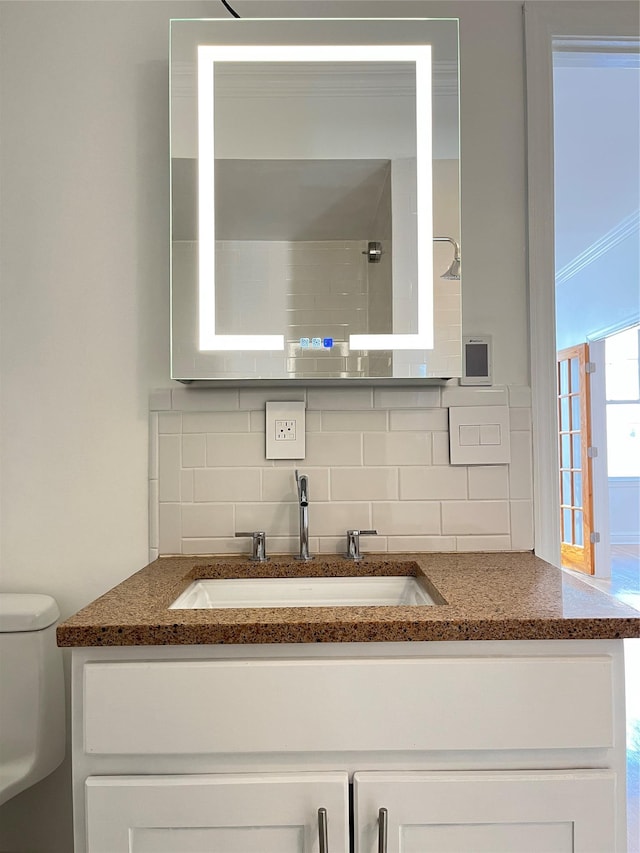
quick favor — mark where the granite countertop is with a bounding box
[56,552,639,646]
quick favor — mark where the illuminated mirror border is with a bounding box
[197,44,433,353]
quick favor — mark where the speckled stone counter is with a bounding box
[56,552,639,646]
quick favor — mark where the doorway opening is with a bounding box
[553,39,639,593]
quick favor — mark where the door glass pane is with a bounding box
[562,470,571,504]
[571,395,580,430]
[560,396,570,430]
[561,434,571,467]
[562,508,573,544]
[573,471,582,508]
[570,357,580,393]
[574,510,583,546]
[559,359,569,395]
[572,432,581,468]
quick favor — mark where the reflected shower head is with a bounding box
[434,237,461,280]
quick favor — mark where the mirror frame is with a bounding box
[170,17,461,385]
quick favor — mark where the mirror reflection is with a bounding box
[170,19,460,382]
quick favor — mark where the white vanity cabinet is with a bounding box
[86,772,349,853]
[71,639,628,852]
[353,770,617,852]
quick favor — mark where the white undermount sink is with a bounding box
[170,576,435,609]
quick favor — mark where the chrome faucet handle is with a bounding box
[235,531,268,562]
[345,529,378,561]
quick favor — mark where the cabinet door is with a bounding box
[86,772,348,853]
[354,770,618,853]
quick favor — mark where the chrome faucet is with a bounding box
[295,470,313,561]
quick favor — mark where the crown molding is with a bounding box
[556,209,639,286]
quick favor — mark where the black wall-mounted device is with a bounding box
[461,335,492,386]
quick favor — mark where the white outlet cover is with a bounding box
[448,405,511,465]
[266,401,306,459]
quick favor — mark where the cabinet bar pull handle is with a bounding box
[378,807,388,853]
[318,807,328,853]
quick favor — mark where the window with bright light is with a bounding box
[605,324,640,477]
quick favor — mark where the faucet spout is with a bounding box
[294,470,313,561]
[296,470,309,506]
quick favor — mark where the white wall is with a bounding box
[0,2,530,850]
[554,64,640,350]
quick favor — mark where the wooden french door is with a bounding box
[557,344,594,574]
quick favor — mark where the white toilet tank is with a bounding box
[0,593,66,806]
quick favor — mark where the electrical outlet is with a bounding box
[266,402,305,459]
[275,419,297,441]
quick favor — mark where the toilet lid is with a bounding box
[0,594,60,632]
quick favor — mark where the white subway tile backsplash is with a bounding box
[182,536,304,556]
[158,435,181,502]
[442,501,510,535]
[372,502,441,535]
[509,407,532,431]
[387,535,457,552]
[195,468,261,503]
[389,409,448,431]
[510,500,534,550]
[331,467,398,501]
[235,502,298,537]
[183,412,250,434]
[151,386,534,556]
[239,389,306,410]
[400,466,467,500]
[182,537,249,556]
[262,468,330,503]
[455,535,512,551]
[180,470,194,503]
[322,410,388,432]
[313,502,371,535]
[432,431,451,465]
[509,431,533,500]
[441,385,508,407]
[249,410,265,432]
[159,503,181,553]
[306,432,362,466]
[182,434,206,468]
[468,466,509,500]
[364,432,431,466]
[172,387,240,411]
[149,413,159,480]
[307,388,373,410]
[373,388,440,409]
[206,433,267,467]
[158,412,182,434]
[149,479,159,550]
[508,385,532,408]
[316,536,349,555]
[317,534,386,555]
[182,504,235,538]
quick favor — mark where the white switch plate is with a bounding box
[266,401,306,459]
[448,405,511,465]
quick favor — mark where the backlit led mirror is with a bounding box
[171,18,461,383]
